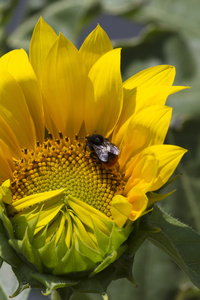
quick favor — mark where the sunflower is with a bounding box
[0,17,187,278]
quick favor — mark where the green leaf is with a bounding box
[9,229,43,272]
[147,205,200,288]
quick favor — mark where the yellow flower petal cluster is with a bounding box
[0,17,188,275]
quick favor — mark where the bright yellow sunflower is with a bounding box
[0,17,187,277]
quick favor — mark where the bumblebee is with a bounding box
[85,134,120,168]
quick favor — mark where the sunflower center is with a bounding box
[10,136,124,218]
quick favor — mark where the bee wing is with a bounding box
[104,141,120,155]
[93,144,109,162]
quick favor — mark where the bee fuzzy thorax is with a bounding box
[85,134,120,168]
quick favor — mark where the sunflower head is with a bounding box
[0,17,188,298]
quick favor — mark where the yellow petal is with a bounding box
[135,85,189,113]
[124,145,187,194]
[119,105,172,170]
[123,65,176,89]
[111,188,148,227]
[42,33,86,139]
[29,17,57,83]
[65,212,73,248]
[0,49,44,143]
[120,87,136,125]
[147,145,187,191]
[110,195,132,227]
[7,188,66,215]
[55,213,65,244]
[124,154,159,194]
[79,24,113,74]
[0,70,36,151]
[127,187,148,221]
[112,87,136,146]
[67,195,110,235]
[0,113,22,159]
[45,213,63,243]
[0,140,15,181]
[72,214,97,249]
[85,48,123,136]
[43,100,60,139]
[34,202,65,235]
[113,85,189,148]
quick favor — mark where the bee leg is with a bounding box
[89,152,99,162]
[84,141,88,152]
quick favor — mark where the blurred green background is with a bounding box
[0,0,200,299]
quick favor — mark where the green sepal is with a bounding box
[11,215,30,240]
[147,189,176,207]
[37,234,59,270]
[0,220,22,267]
[107,223,133,254]
[9,228,42,272]
[0,202,14,238]
[11,206,40,242]
[53,241,95,275]
[146,173,182,208]
[55,230,69,261]
[91,248,118,276]
[90,221,133,276]
[76,234,103,264]
[32,225,48,249]
[90,216,111,256]
[10,280,30,298]
[0,220,45,297]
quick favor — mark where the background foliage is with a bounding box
[0,0,200,299]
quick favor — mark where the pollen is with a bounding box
[10,136,124,218]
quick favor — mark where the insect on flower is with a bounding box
[85,134,120,168]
